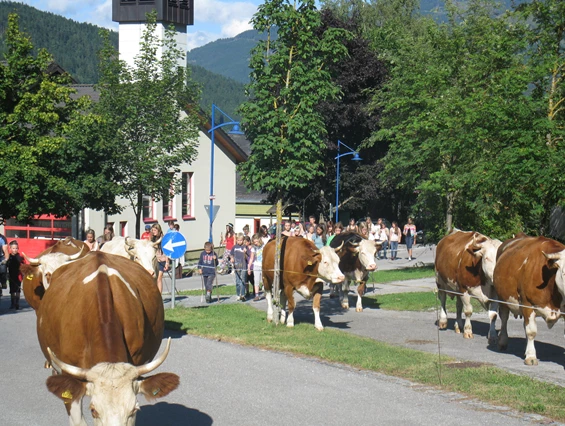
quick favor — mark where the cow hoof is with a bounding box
[488,337,498,346]
[267,318,273,323]
[498,343,508,352]
[355,307,363,312]
[438,322,447,330]
[454,324,461,334]
[463,332,474,339]
[315,326,324,331]
[524,357,539,366]
[44,360,51,369]
[341,304,349,310]
[286,323,294,328]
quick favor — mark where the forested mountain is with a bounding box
[190,64,246,120]
[0,1,118,83]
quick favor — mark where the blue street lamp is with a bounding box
[335,140,362,223]
[209,104,243,243]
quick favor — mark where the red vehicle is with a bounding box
[3,215,72,257]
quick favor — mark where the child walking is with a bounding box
[230,233,248,301]
[198,242,218,303]
[247,233,264,301]
[7,241,25,310]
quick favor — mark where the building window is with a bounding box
[182,172,193,218]
[142,195,155,221]
[120,221,127,237]
[162,175,175,220]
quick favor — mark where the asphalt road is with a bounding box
[0,243,562,425]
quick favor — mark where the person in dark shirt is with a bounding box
[7,241,25,310]
[230,233,248,301]
[198,242,218,303]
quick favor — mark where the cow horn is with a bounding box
[68,246,84,261]
[152,236,163,249]
[47,347,88,380]
[333,242,344,253]
[63,237,78,248]
[23,252,40,266]
[543,251,561,260]
[125,237,136,249]
[136,338,172,377]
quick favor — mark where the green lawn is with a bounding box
[165,304,565,422]
[367,291,485,312]
[368,265,435,283]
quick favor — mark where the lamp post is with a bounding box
[209,104,243,243]
[335,140,362,223]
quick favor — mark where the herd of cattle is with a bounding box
[16,228,565,424]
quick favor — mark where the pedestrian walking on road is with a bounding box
[198,242,218,303]
[403,218,417,261]
[389,221,401,260]
[6,241,25,310]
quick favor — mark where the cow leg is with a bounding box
[265,290,273,323]
[461,291,474,339]
[340,282,350,310]
[487,301,499,346]
[68,398,87,426]
[523,309,539,365]
[280,288,288,325]
[498,302,510,351]
[437,288,448,330]
[470,285,497,344]
[312,283,324,331]
[285,286,295,328]
[454,296,463,334]
[355,281,365,312]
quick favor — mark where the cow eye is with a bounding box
[90,407,100,419]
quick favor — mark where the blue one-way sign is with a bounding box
[161,232,187,260]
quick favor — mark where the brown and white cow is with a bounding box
[435,230,501,342]
[494,235,565,365]
[21,237,89,310]
[101,236,161,277]
[37,251,178,425]
[262,236,345,330]
[329,232,379,312]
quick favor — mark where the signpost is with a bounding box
[161,232,187,308]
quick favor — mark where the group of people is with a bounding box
[0,233,25,310]
[266,215,418,261]
[197,223,268,304]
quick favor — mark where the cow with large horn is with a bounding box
[36,251,178,425]
[435,229,501,342]
[493,235,565,365]
[262,236,345,330]
[101,236,161,277]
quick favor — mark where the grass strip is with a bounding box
[165,304,565,421]
[365,291,485,312]
[369,265,435,283]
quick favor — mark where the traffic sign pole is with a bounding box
[160,233,187,309]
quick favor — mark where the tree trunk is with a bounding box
[445,191,454,234]
[273,198,283,325]
[134,190,143,239]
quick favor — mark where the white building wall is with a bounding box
[119,22,187,69]
[85,129,237,253]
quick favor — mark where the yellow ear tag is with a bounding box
[62,390,73,400]
[26,274,34,280]
[307,261,313,266]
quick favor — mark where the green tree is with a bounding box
[95,11,200,238]
[239,0,350,321]
[0,13,120,222]
[367,0,531,239]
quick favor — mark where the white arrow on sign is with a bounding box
[163,239,186,253]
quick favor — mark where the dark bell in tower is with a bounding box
[112,0,194,26]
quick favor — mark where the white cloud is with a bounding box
[187,31,218,51]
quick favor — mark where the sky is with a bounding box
[18,0,263,50]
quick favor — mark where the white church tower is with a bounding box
[112,0,194,68]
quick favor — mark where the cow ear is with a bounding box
[46,375,86,405]
[138,373,180,401]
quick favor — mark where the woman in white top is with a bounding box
[389,221,401,260]
[403,218,417,261]
[377,223,389,259]
[84,229,99,251]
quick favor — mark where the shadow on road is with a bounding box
[138,402,212,426]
